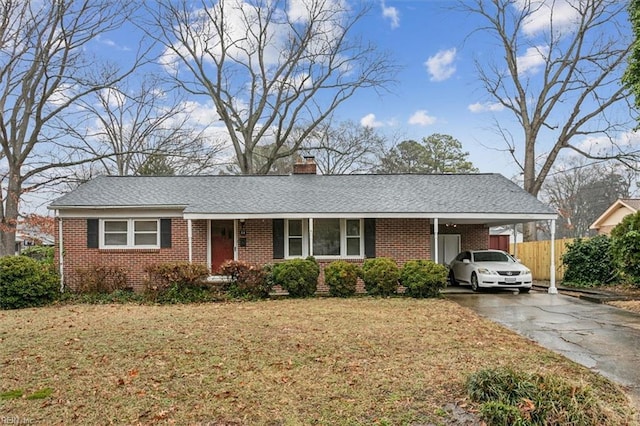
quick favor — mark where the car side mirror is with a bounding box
[462,259,470,264]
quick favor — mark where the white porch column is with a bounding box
[187,219,193,263]
[433,218,439,264]
[548,219,558,294]
[309,218,314,257]
[58,215,64,293]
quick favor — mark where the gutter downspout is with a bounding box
[187,219,193,263]
[548,219,558,294]
[58,213,64,293]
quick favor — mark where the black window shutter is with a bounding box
[87,219,99,248]
[160,219,172,248]
[273,219,285,259]
[364,218,376,258]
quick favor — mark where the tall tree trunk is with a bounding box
[0,172,22,256]
[522,137,538,242]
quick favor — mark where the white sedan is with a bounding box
[448,250,532,292]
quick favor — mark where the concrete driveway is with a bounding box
[446,288,640,410]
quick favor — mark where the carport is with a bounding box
[431,214,558,293]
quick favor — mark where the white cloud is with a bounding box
[574,131,640,156]
[96,34,131,51]
[408,110,436,126]
[160,1,347,75]
[99,87,127,110]
[516,45,548,75]
[287,0,310,23]
[468,102,505,113]
[48,83,75,107]
[516,0,581,37]
[425,48,457,82]
[381,1,399,29]
[360,113,383,128]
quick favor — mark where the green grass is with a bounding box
[0,389,24,400]
[0,298,634,424]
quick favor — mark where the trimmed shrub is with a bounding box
[73,265,129,293]
[0,256,59,309]
[562,236,616,287]
[611,212,640,286]
[145,262,209,290]
[144,262,212,304]
[361,257,399,296]
[272,257,319,298]
[324,260,359,297]
[400,260,448,298]
[219,260,271,299]
[467,368,610,425]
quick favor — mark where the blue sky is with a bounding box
[88,0,635,181]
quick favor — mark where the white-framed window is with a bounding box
[285,219,308,258]
[345,219,362,256]
[100,219,159,249]
[312,218,363,259]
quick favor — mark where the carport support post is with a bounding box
[548,219,558,294]
[433,218,439,264]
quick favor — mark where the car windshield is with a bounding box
[473,251,512,262]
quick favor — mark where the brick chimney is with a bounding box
[293,156,317,175]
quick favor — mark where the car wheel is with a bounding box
[470,273,480,292]
[519,287,531,294]
[449,270,458,286]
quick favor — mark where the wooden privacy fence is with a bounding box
[510,238,575,281]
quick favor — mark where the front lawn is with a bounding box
[0,298,634,424]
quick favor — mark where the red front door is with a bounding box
[211,220,234,273]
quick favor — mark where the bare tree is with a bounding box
[63,76,226,177]
[144,0,396,174]
[0,0,144,256]
[542,158,635,238]
[300,120,386,174]
[462,0,634,239]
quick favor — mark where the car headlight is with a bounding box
[523,268,531,274]
[478,267,497,275]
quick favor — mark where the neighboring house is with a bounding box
[48,158,557,292]
[590,199,640,235]
[489,226,523,252]
[15,229,55,255]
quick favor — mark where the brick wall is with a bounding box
[437,224,489,251]
[238,219,273,264]
[58,217,207,292]
[58,217,489,293]
[375,218,431,265]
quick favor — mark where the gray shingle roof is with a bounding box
[49,174,556,217]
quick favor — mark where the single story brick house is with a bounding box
[48,158,558,293]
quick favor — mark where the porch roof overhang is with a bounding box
[182,211,557,226]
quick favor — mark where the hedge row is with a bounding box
[563,210,640,288]
[221,257,447,299]
[1,255,449,309]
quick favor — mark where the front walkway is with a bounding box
[446,291,640,412]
